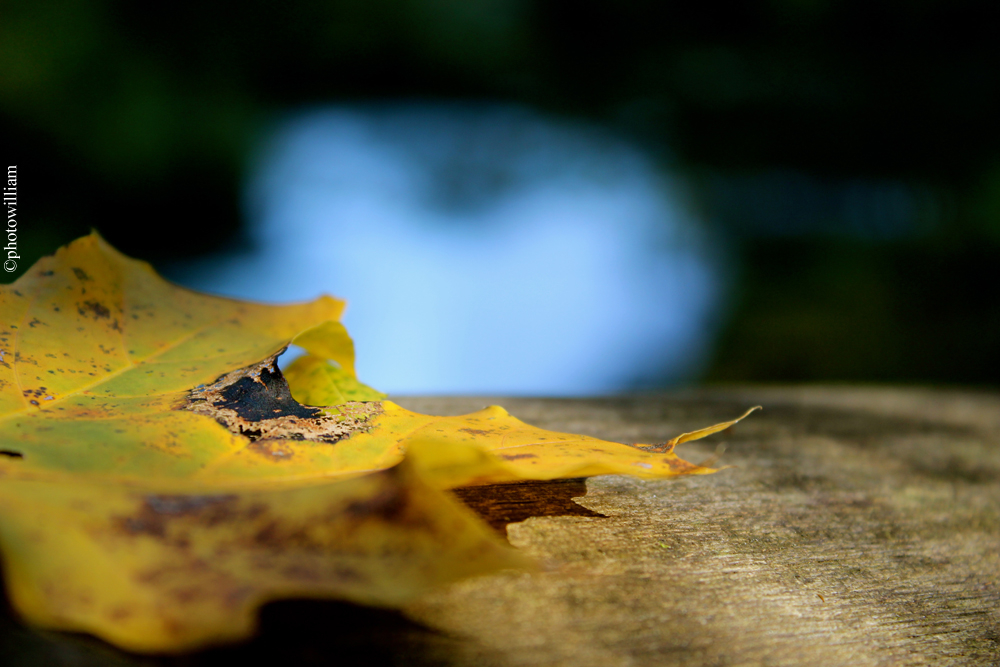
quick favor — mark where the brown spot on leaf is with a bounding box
[458,428,494,436]
[171,587,203,604]
[78,300,111,319]
[498,453,538,461]
[182,351,383,445]
[251,521,281,548]
[281,564,323,583]
[664,458,701,473]
[344,484,409,523]
[118,494,239,539]
[14,351,37,365]
[72,267,91,281]
[108,607,133,621]
[248,440,295,461]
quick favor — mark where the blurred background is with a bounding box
[2,0,998,394]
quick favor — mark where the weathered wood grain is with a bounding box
[2,387,997,666]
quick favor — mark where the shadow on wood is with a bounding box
[451,477,605,537]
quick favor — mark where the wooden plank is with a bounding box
[1,387,997,665]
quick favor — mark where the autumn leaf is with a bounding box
[283,352,386,405]
[0,233,756,653]
[0,459,525,652]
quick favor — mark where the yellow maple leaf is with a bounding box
[0,233,756,652]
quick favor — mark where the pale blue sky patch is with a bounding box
[168,104,723,395]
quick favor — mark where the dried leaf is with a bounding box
[0,233,754,652]
[0,460,524,653]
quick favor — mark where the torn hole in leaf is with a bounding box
[276,344,307,371]
[0,450,23,459]
[182,351,383,444]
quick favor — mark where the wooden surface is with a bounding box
[2,387,998,666]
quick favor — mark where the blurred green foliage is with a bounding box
[2,0,998,385]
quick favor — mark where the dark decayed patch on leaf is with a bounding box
[78,300,111,319]
[119,494,241,538]
[216,357,320,422]
[183,352,383,443]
